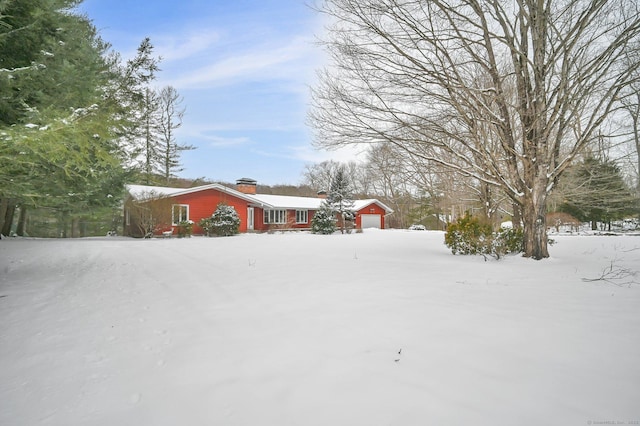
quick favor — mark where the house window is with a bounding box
[172,204,189,225]
[125,209,130,226]
[264,209,287,224]
[295,210,308,224]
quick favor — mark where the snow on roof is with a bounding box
[250,194,324,210]
[125,184,186,200]
[353,199,394,214]
[252,195,393,213]
[125,183,261,204]
[125,184,393,213]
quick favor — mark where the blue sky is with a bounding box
[77,0,359,186]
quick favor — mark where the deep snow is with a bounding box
[1,230,639,426]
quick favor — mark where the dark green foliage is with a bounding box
[0,2,191,237]
[445,213,493,255]
[444,213,523,259]
[0,0,133,237]
[176,221,193,238]
[493,227,524,257]
[326,165,355,234]
[311,203,337,234]
[199,204,240,236]
[559,157,637,230]
[1,0,90,125]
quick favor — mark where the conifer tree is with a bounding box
[560,157,636,230]
[311,203,337,235]
[326,165,355,234]
[1,0,130,235]
[109,37,162,183]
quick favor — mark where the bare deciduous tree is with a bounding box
[142,87,161,183]
[309,0,640,259]
[125,191,173,237]
[620,84,640,195]
[303,160,366,194]
[365,143,416,228]
[158,86,193,184]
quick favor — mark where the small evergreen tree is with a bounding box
[200,204,240,236]
[311,203,337,234]
[326,165,355,233]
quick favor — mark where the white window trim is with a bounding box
[172,204,189,225]
[295,209,308,224]
[264,209,287,224]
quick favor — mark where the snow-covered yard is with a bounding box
[1,230,639,425]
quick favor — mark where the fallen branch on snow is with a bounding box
[582,258,639,287]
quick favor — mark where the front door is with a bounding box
[247,207,254,231]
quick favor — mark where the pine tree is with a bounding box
[1,0,130,236]
[112,38,162,183]
[326,165,355,234]
[560,157,636,230]
[311,203,337,235]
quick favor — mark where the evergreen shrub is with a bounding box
[311,204,337,234]
[492,227,524,257]
[444,213,523,259]
[176,220,193,238]
[199,204,240,236]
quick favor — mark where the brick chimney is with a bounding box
[317,190,327,199]
[236,178,257,194]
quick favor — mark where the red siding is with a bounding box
[355,203,387,229]
[170,189,250,234]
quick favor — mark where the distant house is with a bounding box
[123,178,394,237]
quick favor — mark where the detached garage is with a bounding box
[353,200,392,229]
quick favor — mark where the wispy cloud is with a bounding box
[178,123,251,147]
[165,35,321,90]
[289,144,368,164]
[206,135,251,147]
[155,30,221,62]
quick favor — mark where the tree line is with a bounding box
[0,0,193,237]
[301,148,638,236]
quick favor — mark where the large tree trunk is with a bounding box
[633,94,640,198]
[511,202,522,230]
[0,198,8,236]
[16,206,27,236]
[59,211,69,238]
[2,201,16,236]
[71,217,80,238]
[521,183,549,260]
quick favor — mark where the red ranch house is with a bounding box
[124,178,394,237]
